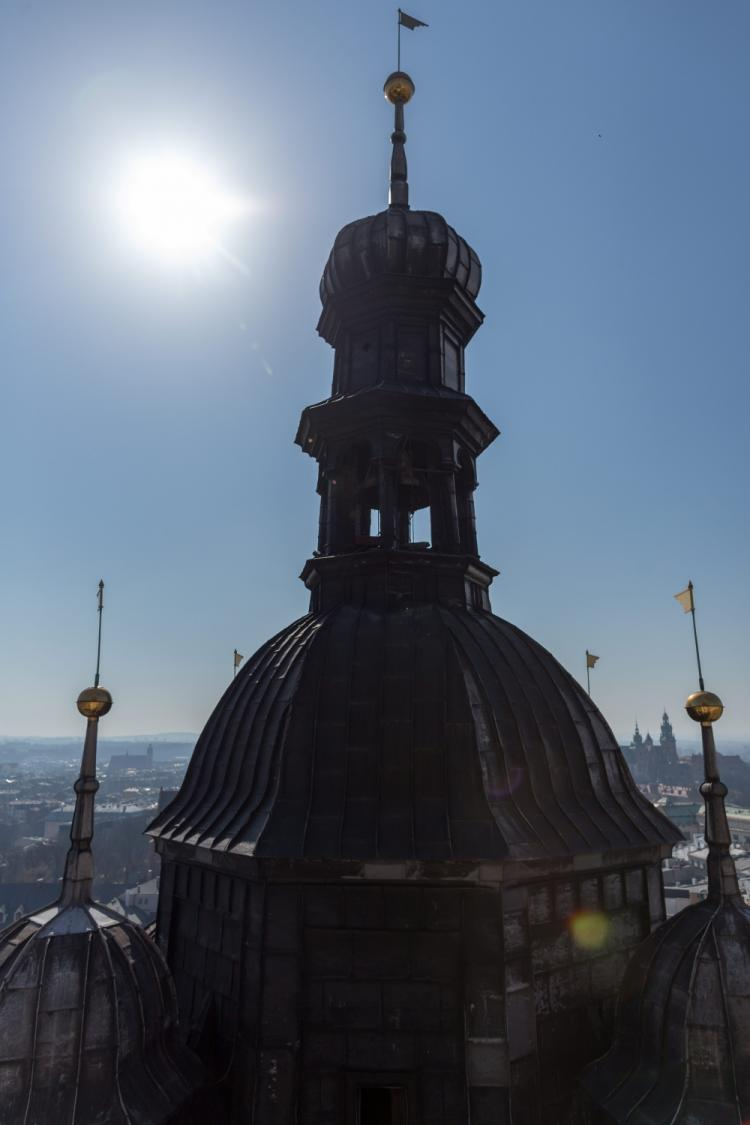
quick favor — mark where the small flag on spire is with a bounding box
[675,580,706,690]
[399,9,428,30]
[234,650,244,669]
[585,649,599,695]
[674,583,694,614]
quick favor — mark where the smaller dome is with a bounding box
[320,208,482,303]
[582,894,750,1122]
[0,899,203,1124]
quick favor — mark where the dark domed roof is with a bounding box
[150,605,677,861]
[320,209,482,303]
[582,893,750,1122]
[0,899,201,1124]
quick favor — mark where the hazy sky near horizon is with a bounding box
[1,0,748,743]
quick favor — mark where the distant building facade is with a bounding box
[623,714,750,812]
[108,742,155,772]
[107,875,161,926]
[655,796,702,836]
[622,712,681,786]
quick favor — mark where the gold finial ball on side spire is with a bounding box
[77,686,113,719]
[685,690,723,725]
[384,71,415,104]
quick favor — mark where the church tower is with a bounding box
[303,68,493,610]
[149,71,679,1125]
[659,710,679,768]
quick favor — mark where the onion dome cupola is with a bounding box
[582,691,750,1123]
[149,77,679,866]
[0,588,205,1125]
[318,70,482,344]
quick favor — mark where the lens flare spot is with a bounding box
[568,910,610,951]
[488,765,524,800]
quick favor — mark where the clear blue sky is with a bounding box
[1,0,748,743]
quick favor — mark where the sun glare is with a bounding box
[114,153,246,266]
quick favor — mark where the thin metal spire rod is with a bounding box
[688,581,706,691]
[94,579,104,687]
[397,8,401,70]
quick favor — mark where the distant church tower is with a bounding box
[659,710,679,768]
[149,71,679,1124]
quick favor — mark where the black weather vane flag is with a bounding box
[397,8,428,69]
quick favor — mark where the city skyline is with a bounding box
[2,0,749,740]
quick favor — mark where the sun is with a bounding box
[114,152,246,266]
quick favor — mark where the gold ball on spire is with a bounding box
[384,71,415,104]
[685,690,723,725]
[77,686,113,719]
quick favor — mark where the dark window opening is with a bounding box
[397,330,427,382]
[358,1086,408,1125]
[351,332,377,390]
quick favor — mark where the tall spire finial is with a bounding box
[686,690,740,900]
[384,71,415,209]
[59,582,113,906]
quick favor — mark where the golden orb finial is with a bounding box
[77,685,113,719]
[384,71,415,105]
[685,690,723,725]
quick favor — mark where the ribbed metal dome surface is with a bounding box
[150,605,677,861]
[320,209,482,303]
[582,894,750,1123]
[0,900,202,1124]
